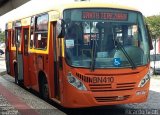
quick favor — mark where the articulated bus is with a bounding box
[5,2,153,108]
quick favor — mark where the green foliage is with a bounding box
[145,15,160,39]
[0,31,5,42]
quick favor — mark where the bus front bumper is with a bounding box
[62,82,149,108]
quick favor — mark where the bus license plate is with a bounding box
[92,77,114,83]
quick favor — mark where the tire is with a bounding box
[42,83,49,100]
[40,77,49,100]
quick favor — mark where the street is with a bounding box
[0,54,160,115]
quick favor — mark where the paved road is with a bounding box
[0,55,160,115]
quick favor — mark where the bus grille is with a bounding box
[76,73,93,83]
[95,95,130,102]
[89,82,136,92]
[76,72,136,92]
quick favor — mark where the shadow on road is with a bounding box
[63,105,127,115]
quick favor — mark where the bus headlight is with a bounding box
[138,73,150,87]
[67,72,87,91]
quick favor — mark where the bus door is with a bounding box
[5,30,11,74]
[22,27,30,86]
[52,22,61,100]
[15,26,24,83]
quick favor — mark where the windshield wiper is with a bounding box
[115,40,137,69]
[90,39,97,71]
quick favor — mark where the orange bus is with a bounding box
[5,2,153,108]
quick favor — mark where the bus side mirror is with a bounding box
[57,19,65,38]
[146,24,153,50]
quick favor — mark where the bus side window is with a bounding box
[34,14,48,49]
[16,28,21,48]
[12,30,15,47]
[30,17,35,49]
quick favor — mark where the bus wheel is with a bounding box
[42,83,49,100]
[40,77,49,100]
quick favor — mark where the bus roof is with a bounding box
[6,2,140,24]
[62,2,139,12]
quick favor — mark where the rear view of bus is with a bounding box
[61,3,151,108]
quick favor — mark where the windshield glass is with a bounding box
[63,9,150,68]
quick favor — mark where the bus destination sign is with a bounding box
[82,11,128,21]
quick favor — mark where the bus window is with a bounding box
[114,25,140,46]
[12,30,15,47]
[30,17,35,49]
[35,33,48,49]
[15,28,21,48]
[14,21,22,48]
[65,22,85,65]
[34,14,48,49]
[24,29,29,55]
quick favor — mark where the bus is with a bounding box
[5,2,153,108]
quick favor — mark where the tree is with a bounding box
[145,15,160,39]
[0,31,5,42]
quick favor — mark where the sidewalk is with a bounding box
[0,75,66,115]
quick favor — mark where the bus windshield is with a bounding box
[63,8,150,69]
